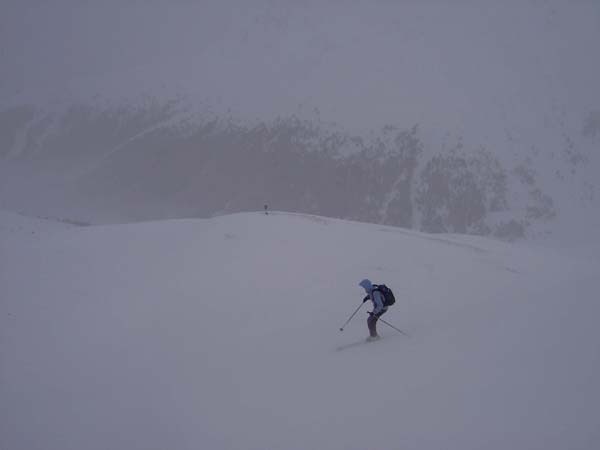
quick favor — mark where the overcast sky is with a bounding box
[2,0,599,131]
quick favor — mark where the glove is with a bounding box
[363,295,370,303]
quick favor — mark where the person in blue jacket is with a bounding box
[359,278,387,341]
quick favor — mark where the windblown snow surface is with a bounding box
[1,210,599,450]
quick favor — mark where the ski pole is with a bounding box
[339,302,364,331]
[377,317,410,337]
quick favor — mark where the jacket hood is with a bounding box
[359,279,373,292]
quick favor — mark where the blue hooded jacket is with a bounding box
[359,279,386,315]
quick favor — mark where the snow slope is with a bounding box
[1,211,599,450]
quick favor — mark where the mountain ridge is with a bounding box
[1,0,599,241]
[1,96,597,241]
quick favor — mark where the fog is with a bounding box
[1,0,599,244]
[2,3,600,450]
[3,0,599,128]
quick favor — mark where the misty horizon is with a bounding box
[1,0,599,242]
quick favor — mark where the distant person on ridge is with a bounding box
[359,278,392,341]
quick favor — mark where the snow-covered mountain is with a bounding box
[1,0,599,241]
[1,210,599,450]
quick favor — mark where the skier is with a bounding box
[359,278,388,341]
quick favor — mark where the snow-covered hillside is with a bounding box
[1,0,599,239]
[1,210,599,450]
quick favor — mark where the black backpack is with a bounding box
[373,284,395,306]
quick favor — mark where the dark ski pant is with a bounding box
[367,309,387,337]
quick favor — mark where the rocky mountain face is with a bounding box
[1,1,598,240]
[1,98,596,240]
